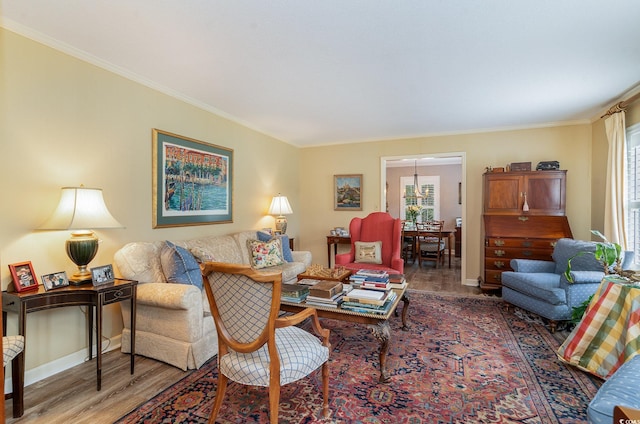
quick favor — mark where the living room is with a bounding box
[2,2,640,423]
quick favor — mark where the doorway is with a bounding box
[381,153,467,286]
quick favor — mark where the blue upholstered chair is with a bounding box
[201,262,330,423]
[501,238,632,333]
[587,355,640,424]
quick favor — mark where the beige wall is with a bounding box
[0,29,300,371]
[298,125,594,284]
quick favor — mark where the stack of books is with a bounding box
[280,283,310,303]
[341,288,397,315]
[388,273,407,289]
[304,280,344,308]
[348,269,391,290]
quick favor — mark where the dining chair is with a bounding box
[401,220,416,264]
[201,262,330,424]
[3,333,25,418]
[417,220,446,268]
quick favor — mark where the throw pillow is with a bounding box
[258,231,294,262]
[354,241,383,264]
[247,238,285,269]
[160,241,203,289]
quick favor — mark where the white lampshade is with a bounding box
[39,186,123,284]
[39,186,123,230]
[268,194,293,216]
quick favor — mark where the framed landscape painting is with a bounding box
[152,129,234,228]
[334,174,362,211]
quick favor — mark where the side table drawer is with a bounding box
[103,286,133,305]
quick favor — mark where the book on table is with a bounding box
[341,296,395,315]
[343,289,396,306]
[281,283,309,303]
[355,269,389,278]
[360,281,391,291]
[308,280,343,299]
[305,292,344,308]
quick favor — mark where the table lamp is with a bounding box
[39,186,124,284]
[268,194,293,234]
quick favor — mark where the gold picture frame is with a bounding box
[334,174,362,211]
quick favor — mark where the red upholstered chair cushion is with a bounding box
[335,212,403,274]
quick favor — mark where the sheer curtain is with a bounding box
[604,111,628,248]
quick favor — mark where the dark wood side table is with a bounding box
[2,278,137,397]
[326,235,351,267]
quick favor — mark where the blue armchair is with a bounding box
[501,238,632,333]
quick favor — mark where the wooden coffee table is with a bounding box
[281,279,410,384]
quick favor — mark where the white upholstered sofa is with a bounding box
[113,230,312,370]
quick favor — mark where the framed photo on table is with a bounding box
[41,271,70,291]
[334,174,362,211]
[91,264,115,286]
[152,129,234,228]
[9,261,39,292]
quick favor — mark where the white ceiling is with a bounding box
[2,1,640,147]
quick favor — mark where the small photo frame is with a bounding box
[334,174,362,211]
[91,264,115,286]
[9,261,39,292]
[42,271,70,291]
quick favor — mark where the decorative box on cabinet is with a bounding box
[482,215,573,290]
[483,170,567,216]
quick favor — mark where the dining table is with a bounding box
[402,227,456,268]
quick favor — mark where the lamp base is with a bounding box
[275,216,288,234]
[69,275,93,286]
[66,230,99,285]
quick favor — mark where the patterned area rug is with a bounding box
[116,291,600,423]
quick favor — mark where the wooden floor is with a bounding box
[4,257,478,423]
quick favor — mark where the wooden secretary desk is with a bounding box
[481,170,573,290]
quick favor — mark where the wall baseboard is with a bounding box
[4,335,122,394]
[464,278,480,287]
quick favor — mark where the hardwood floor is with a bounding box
[4,257,479,423]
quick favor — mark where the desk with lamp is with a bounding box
[2,186,137,407]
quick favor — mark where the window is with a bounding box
[400,175,440,222]
[626,123,640,268]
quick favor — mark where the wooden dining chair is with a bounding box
[401,220,416,264]
[201,262,331,424]
[417,220,446,268]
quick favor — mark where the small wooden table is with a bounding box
[2,279,137,398]
[326,235,351,267]
[403,228,456,268]
[281,284,409,383]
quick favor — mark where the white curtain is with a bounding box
[604,111,628,248]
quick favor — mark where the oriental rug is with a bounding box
[116,291,600,423]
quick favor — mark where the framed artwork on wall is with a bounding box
[334,174,362,211]
[152,129,234,228]
[9,261,39,292]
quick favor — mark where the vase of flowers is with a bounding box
[405,205,422,226]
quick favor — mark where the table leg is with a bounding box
[130,286,136,374]
[97,298,102,391]
[327,243,332,268]
[88,304,94,360]
[448,234,452,268]
[368,321,391,383]
[400,292,410,331]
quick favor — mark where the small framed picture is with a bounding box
[91,264,115,286]
[41,271,70,291]
[334,174,362,211]
[9,261,39,292]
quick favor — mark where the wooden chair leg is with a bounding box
[208,373,228,424]
[269,379,281,424]
[321,362,329,419]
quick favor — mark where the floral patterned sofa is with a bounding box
[113,230,311,370]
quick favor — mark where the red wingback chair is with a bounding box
[335,212,404,274]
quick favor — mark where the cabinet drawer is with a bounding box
[485,247,552,260]
[484,258,513,271]
[103,286,133,305]
[484,270,503,284]
[486,238,556,249]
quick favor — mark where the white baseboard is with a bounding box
[463,278,480,287]
[4,335,122,394]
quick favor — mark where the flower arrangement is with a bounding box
[405,204,422,223]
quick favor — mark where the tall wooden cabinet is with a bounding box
[482,170,572,290]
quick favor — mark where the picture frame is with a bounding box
[334,174,362,211]
[42,271,70,291]
[152,129,234,228]
[91,264,115,286]
[9,261,39,292]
